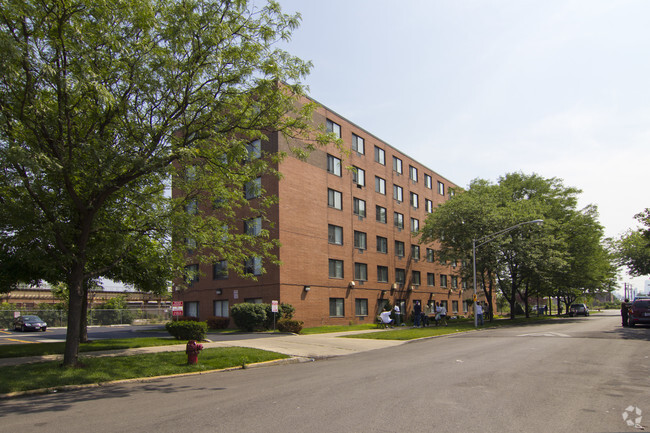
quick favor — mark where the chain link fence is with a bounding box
[1,307,172,330]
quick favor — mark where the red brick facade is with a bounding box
[173,98,480,327]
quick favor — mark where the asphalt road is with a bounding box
[0,312,648,433]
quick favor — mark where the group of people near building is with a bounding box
[379,300,487,328]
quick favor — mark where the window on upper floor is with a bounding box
[213,260,228,280]
[244,177,262,199]
[352,134,365,154]
[426,248,434,262]
[244,217,262,236]
[246,139,261,160]
[393,185,403,202]
[411,218,419,233]
[377,266,389,283]
[354,263,368,281]
[395,240,405,258]
[425,199,433,213]
[353,197,366,218]
[328,224,343,245]
[411,245,420,261]
[244,256,262,276]
[412,271,421,286]
[374,146,385,165]
[394,212,404,229]
[375,176,386,195]
[409,165,418,182]
[328,188,342,210]
[326,119,341,138]
[354,230,367,250]
[410,192,419,209]
[395,268,406,284]
[376,236,388,254]
[438,181,445,196]
[425,174,432,189]
[329,259,344,279]
[393,156,403,174]
[327,154,342,176]
[376,205,387,223]
[352,166,365,187]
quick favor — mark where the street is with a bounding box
[0,311,648,433]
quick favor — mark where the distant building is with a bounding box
[172,95,481,327]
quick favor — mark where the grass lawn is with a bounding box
[0,347,289,395]
[0,337,184,359]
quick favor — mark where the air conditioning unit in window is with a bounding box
[391,283,398,290]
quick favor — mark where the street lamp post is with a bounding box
[472,219,543,327]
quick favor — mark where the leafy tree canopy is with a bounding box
[0,0,324,365]
[617,209,650,277]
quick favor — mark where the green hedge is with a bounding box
[277,318,303,334]
[165,320,207,340]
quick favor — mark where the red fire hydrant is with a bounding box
[186,340,203,365]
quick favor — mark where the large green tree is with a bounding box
[617,209,650,277]
[0,0,323,366]
[420,172,615,319]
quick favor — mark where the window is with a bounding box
[244,257,262,276]
[395,268,406,284]
[185,198,198,215]
[440,274,448,287]
[427,273,435,286]
[412,271,421,286]
[328,188,342,210]
[184,301,199,318]
[353,198,366,217]
[352,134,365,154]
[245,177,262,199]
[374,146,385,165]
[377,266,389,283]
[328,224,343,245]
[354,263,368,281]
[244,217,261,236]
[376,236,388,253]
[451,275,458,289]
[376,205,387,223]
[410,192,419,209]
[213,260,228,280]
[409,165,418,182]
[393,156,403,174]
[213,300,229,317]
[329,259,344,279]
[394,212,404,229]
[352,166,365,187]
[246,139,261,160]
[393,185,403,202]
[411,218,419,233]
[354,231,367,250]
[395,240,405,258]
[411,245,420,261]
[425,174,432,189]
[426,248,434,262]
[355,298,369,316]
[425,199,433,213]
[438,181,445,196]
[329,298,344,317]
[375,176,386,195]
[185,264,199,284]
[185,237,197,252]
[452,300,459,314]
[326,119,341,138]
[327,154,342,176]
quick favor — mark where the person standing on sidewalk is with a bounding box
[413,300,422,327]
[621,299,630,327]
[393,304,401,326]
[476,302,484,326]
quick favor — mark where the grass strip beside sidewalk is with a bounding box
[0,347,289,395]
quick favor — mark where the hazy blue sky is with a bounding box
[274,0,650,293]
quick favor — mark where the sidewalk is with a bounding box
[0,329,406,367]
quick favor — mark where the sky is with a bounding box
[274,0,650,295]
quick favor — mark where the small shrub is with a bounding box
[277,318,303,334]
[206,316,230,329]
[165,320,207,340]
[231,303,267,332]
[263,303,295,329]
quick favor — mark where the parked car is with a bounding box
[628,299,650,327]
[13,315,47,332]
[568,304,589,317]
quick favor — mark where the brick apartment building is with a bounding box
[172,96,478,327]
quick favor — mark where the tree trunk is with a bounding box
[79,280,89,343]
[63,270,85,367]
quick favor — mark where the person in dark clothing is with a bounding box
[621,299,630,327]
[413,301,422,327]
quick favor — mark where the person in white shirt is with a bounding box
[476,302,484,326]
[437,303,448,326]
[379,309,393,328]
[393,304,401,326]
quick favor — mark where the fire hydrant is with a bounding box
[185,340,203,365]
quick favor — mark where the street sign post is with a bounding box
[172,301,183,319]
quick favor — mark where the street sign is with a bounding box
[172,301,183,316]
[272,300,279,313]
